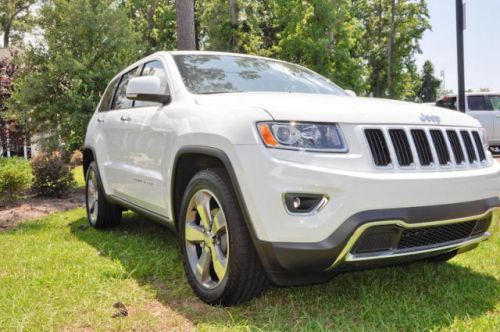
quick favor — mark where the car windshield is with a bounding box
[488,95,500,110]
[173,54,347,96]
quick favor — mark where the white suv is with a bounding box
[435,93,500,152]
[84,51,500,305]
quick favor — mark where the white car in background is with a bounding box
[436,93,500,153]
[83,51,500,305]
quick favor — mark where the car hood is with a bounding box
[195,92,480,127]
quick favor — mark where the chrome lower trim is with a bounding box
[345,232,490,263]
[328,207,499,270]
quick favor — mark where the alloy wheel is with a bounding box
[184,189,229,289]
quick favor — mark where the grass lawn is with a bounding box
[72,165,85,188]
[0,209,498,331]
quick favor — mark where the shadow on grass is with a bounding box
[70,213,498,330]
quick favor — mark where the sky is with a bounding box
[416,0,500,93]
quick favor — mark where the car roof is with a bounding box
[438,92,500,99]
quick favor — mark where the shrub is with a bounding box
[0,157,33,206]
[69,150,83,167]
[31,152,75,197]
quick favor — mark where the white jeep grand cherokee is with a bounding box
[84,51,500,305]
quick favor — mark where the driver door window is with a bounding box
[135,60,169,108]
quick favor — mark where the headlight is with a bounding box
[257,122,348,152]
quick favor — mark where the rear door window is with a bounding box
[112,67,140,110]
[467,95,492,111]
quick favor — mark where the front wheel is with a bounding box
[179,168,268,305]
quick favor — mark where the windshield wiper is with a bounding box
[197,90,242,95]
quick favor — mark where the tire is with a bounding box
[179,168,268,305]
[85,161,122,229]
[426,250,457,263]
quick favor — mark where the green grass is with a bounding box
[72,165,85,188]
[0,209,498,331]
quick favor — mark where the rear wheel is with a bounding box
[85,161,122,229]
[179,168,268,305]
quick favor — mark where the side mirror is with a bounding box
[345,90,356,97]
[126,76,171,104]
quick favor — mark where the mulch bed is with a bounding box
[0,188,85,231]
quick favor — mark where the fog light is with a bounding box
[284,193,328,215]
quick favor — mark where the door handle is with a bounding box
[97,117,105,123]
[120,115,131,122]
[496,115,500,118]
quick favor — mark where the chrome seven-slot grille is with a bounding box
[364,127,487,169]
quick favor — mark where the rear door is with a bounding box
[466,95,495,138]
[486,95,500,144]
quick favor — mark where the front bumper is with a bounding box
[230,145,500,286]
[256,202,499,286]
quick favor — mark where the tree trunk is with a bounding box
[387,0,397,98]
[146,0,160,51]
[374,0,383,97]
[175,0,196,50]
[229,0,239,50]
[3,22,11,48]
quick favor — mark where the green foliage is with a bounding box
[417,60,441,102]
[120,0,177,54]
[9,0,144,150]
[355,0,430,99]
[0,0,36,47]
[31,152,75,197]
[6,0,432,151]
[0,156,32,206]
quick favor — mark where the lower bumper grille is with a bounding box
[353,217,491,254]
[398,220,476,249]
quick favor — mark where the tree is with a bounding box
[417,60,440,102]
[271,0,368,93]
[9,0,144,151]
[0,0,36,47]
[355,0,430,100]
[176,0,196,50]
[121,0,177,54]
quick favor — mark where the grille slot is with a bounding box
[389,129,413,166]
[411,130,433,166]
[398,221,476,249]
[365,129,392,167]
[471,131,487,162]
[447,130,465,164]
[460,131,478,163]
[430,130,451,165]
